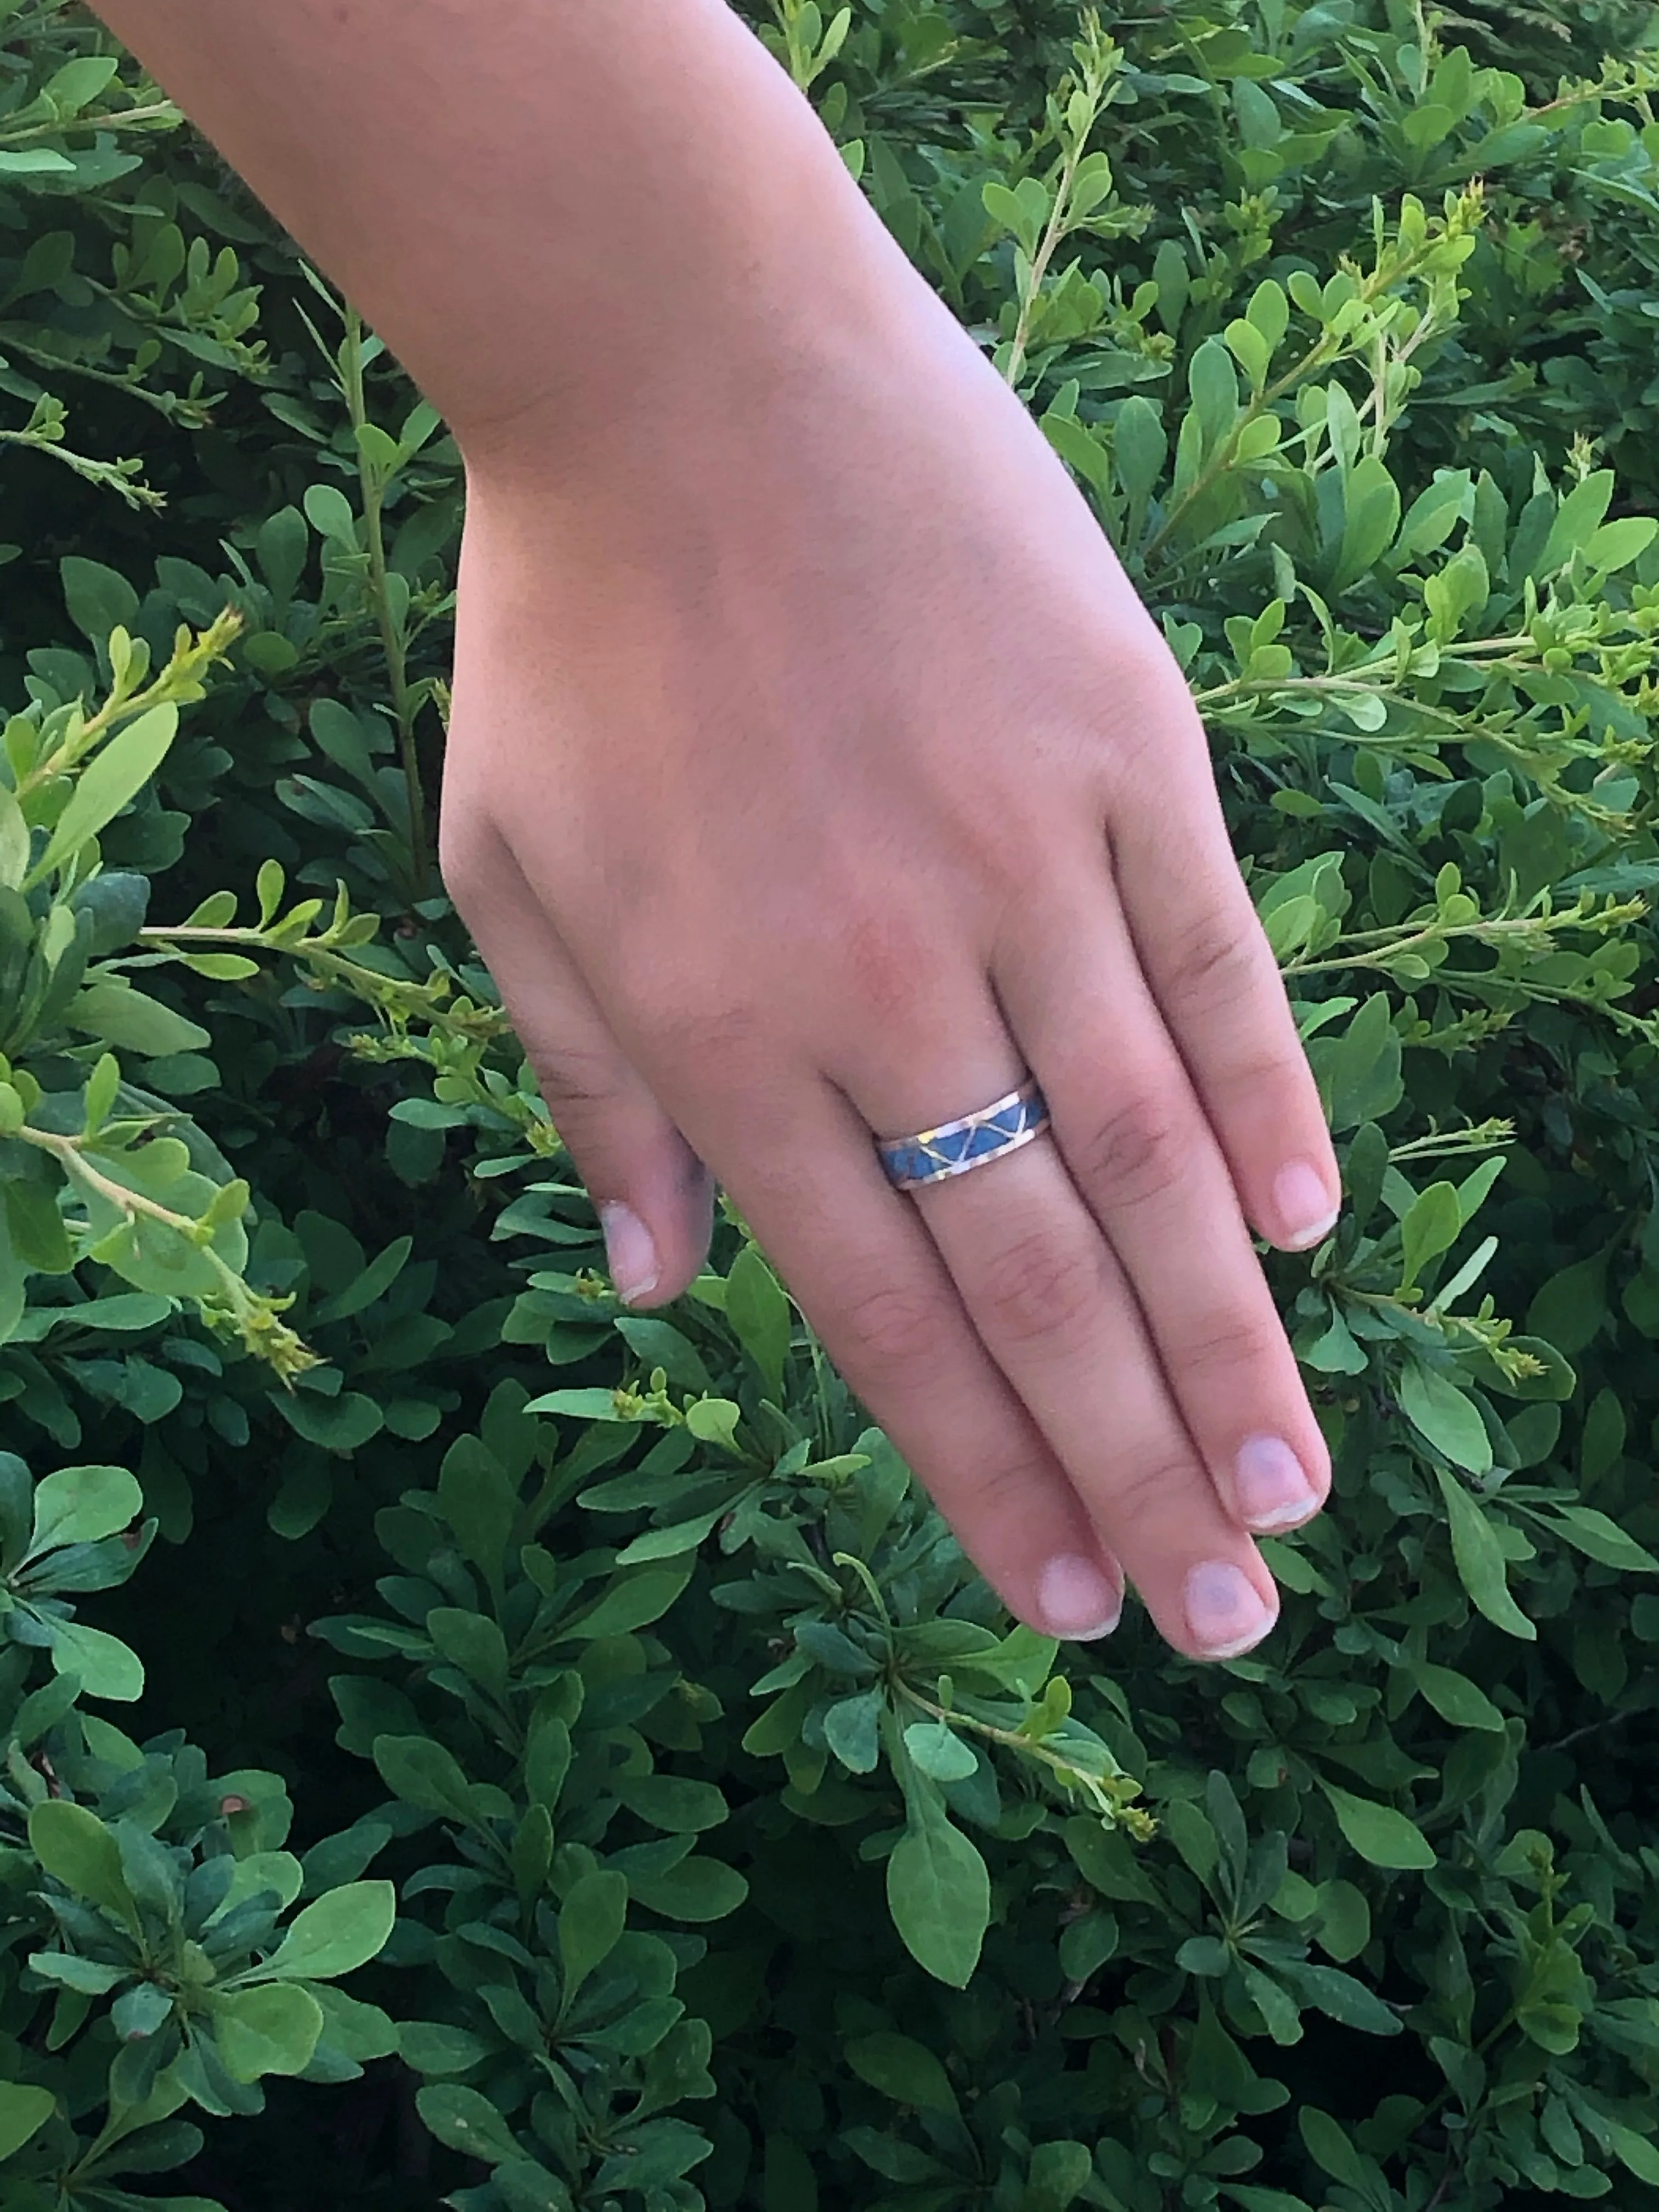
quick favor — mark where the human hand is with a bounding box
[440,271,1340,1664]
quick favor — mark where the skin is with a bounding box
[93,0,1343,1659]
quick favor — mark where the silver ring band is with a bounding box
[876,1078,1051,1192]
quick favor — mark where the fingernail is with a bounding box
[1036,1553,1122,1641]
[1273,1159,1340,1250]
[1184,1561,1277,1659]
[1234,1434,1319,1532]
[599,1201,659,1304]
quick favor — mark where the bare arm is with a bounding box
[93,0,910,456]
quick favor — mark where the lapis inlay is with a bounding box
[877,1080,1051,1190]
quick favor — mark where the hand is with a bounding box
[440,274,1340,1663]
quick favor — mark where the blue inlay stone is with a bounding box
[877,1081,1051,1189]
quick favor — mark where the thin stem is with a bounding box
[1282,904,1642,979]
[1189,630,1537,711]
[894,1678,1144,1828]
[0,98,176,146]
[16,608,242,807]
[137,923,512,1039]
[0,328,217,425]
[1004,133,1088,390]
[1539,1707,1636,1758]
[15,1125,317,1378]
[0,425,162,509]
[341,304,432,897]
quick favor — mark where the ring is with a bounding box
[876,1077,1052,1191]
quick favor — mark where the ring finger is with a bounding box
[850,1056,1282,1660]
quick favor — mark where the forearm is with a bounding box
[90,0,908,465]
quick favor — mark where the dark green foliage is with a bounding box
[7,1,1659,2207]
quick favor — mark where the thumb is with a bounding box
[453,854,714,1307]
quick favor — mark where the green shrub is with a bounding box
[6,2,1659,2207]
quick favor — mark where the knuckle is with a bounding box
[975,1225,1105,1350]
[1068,1090,1188,1211]
[629,978,763,1070]
[436,814,492,915]
[1165,906,1258,1007]
[523,1035,625,1114]
[954,1449,1063,1521]
[1174,1307,1277,1386]
[837,905,939,1030]
[1094,1449,1195,1530]
[830,1277,956,1380]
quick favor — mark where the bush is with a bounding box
[5,2,1659,2207]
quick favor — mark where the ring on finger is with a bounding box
[876,1076,1051,1191]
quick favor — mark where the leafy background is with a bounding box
[5,1,1659,2207]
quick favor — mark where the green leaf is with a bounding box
[313,1235,411,1324]
[0,148,75,174]
[0,2083,56,2163]
[981,178,1042,255]
[416,2084,523,2165]
[823,1690,883,1774]
[844,2030,958,2115]
[45,1615,144,1701]
[614,1508,726,1564]
[27,1951,127,1993]
[253,1881,396,1980]
[302,482,358,546]
[1023,2141,1093,2212]
[1300,2107,1369,2189]
[272,1390,384,1453]
[311,1983,397,2062]
[256,507,308,604]
[1434,1466,1536,1640]
[1607,2120,1659,2185]
[70,980,213,1057]
[624,1856,747,1922]
[1286,1961,1402,2036]
[1586,515,1657,573]
[724,1245,791,1397]
[1335,453,1402,590]
[27,1800,138,1923]
[436,1437,516,1589]
[60,556,138,647]
[210,1984,324,2083]
[1399,1181,1462,1289]
[1311,1880,1371,1963]
[1319,1781,1435,1870]
[425,1608,509,1695]
[372,1735,478,1824]
[684,1397,742,1453]
[1113,395,1166,503]
[1400,1362,1491,1472]
[46,53,121,108]
[1538,1504,1658,1573]
[611,1773,729,1833]
[398,2022,494,2076]
[902,1720,979,1783]
[613,1317,713,1397]
[31,706,178,883]
[887,1787,990,1988]
[563,1559,695,1639]
[558,1869,627,1999]
[1527,1250,1610,1355]
[27,1463,141,1554]
[1534,468,1615,579]
[1413,1661,1505,1731]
